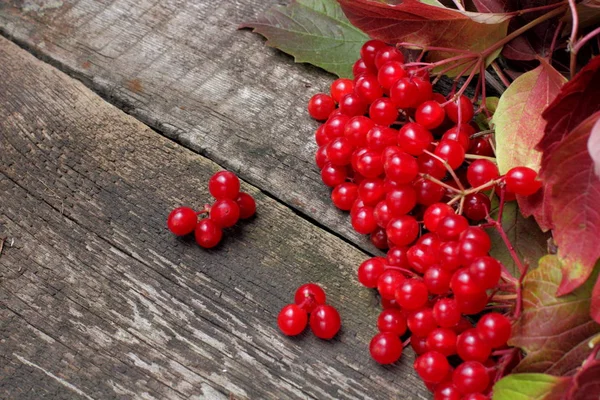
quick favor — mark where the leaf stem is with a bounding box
[491,61,511,87]
[568,0,579,78]
[573,26,600,54]
[515,1,567,16]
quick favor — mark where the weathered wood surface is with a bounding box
[0,0,460,254]
[0,37,428,399]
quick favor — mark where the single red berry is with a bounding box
[442,125,474,151]
[505,166,542,196]
[476,312,512,349]
[386,215,419,246]
[339,92,368,116]
[445,95,474,124]
[378,270,406,300]
[195,219,223,248]
[433,298,461,328]
[452,361,490,395]
[377,308,408,336]
[358,178,385,205]
[395,279,429,310]
[353,58,374,77]
[366,126,398,152]
[455,291,488,315]
[387,246,410,267]
[208,171,240,200]
[470,137,494,157]
[398,122,433,156]
[418,153,447,180]
[416,101,446,130]
[371,227,389,250]
[321,162,348,187]
[352,206,378,234]
[277,304,308,336]
[315,125,333,146]
[377,61,407,89]
[310,304,341,339]
[459,227,491,253]
[355,74,384,104]
[424,203,455,232]
[370,332,403,364]
[331,182,359,210]
[456,329,491,363]
[414,179,445,206]
[330,78,355,103]
[327,137,354,166]
[467,159,499,188]
[210,198,241,228]
[386,186,418,216]
[424,265,453,295]
[294,283,327,313]
[384,151,419,184]
[315,145,329,169]
[358,257,386,288]
[439,241,462,272]
[167,207,198,236]
[407,307,437,336]
[414,351,451,383]
[355,150,384,178]
[344,116,375,147]
[434,381,462,400]
[407,244,438,274]
[437,214,469,241]
[413,77,433,105]
[435,140,465,170]
[369,97,399,126]
[381,297,401,309]
[468,256,502,289]
[427,328,458,356]
[463,193,491,222]
[458,238,489,266]
[450,268,481,297]
[390,77,419,109]
[374,46,405,69]
[374,200,394,228]
[324,114,350,138]
[308,93,336,120]
[360,40,387,69]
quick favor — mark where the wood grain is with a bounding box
[0,0,461,253]
[0,37,427,399]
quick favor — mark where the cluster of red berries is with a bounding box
[306,39,543,398]
[277,283,341,340]
[167,171,256,248]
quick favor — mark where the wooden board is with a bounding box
[0,37,428,399]
[0,0,463,253]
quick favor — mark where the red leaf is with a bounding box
[593,275,600,324]
[538,55,600,157]
[510,256,600,375]
[567,357,600,400]
[542,112,600,296]
[472,0,512,13]
[517,185,554,232]
[337,0,510,71]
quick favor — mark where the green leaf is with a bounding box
[240,0,369,78]
[488,201,550,277]
[492,373,571,400]
[493,60,567,174]
[510,255,600,376]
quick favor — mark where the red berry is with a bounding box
[458,238,489,266]
[459,227,491,252]
[416,101,446,130]
[377,308,408,335]
[315,125,333,146]
[452,361,489,395]
[412,335,430,355]
[407,307,437,336]
[352,206,378,234]
[439,241,462,272]
[468,256,502,289]
[369,97,399,126]
[371,227,389,249]
[321,162,348,187]
[414,179,445,206]
[505,166,542,196]
[331,182,359,210]
[463,193,491,221]
[277,304,308,336]
[424,203,455,232]
[387,215,419,246]
[374,46,405,69]
[366,126,398,151]
[442,125,473,151]
[310,304,341,339]
[387,246,409,267]
[374,200,394,228]
[209,171,240,200]
[413,77,433,105]
[418,153,447,180]
[195,219,223,248]
[386,186,418,215]
[445,95,474,124]
[398,122,433,156]
[360,40,387,69]
[467,159,499,188]
[395,279,429,310]
[437,214,469,241]
[370,332,403,364]
[415,351,451,383]
[308,93,336,120]
[455,290,488,315]
[167,207,198,236]
[353,58,374,77]
[456,329,491,363]
[355,74,384,104]
[355,150,384,178]
[435,140,465,170]
[434,381,462,400]
[476,312,512,349]
[450,268,481,297]
[424,265,452,295]
[470,137,494,157]
[210,199,240,228]
[315,145,329,168]
[384,151,419,184]
[378,270,406,300]
[433,298,461,328]
[462,394,488,400]
[390,77,419,109]
[294,283,327,313]
[377,61,407,89]
[344,116,374,147]
[330,78,355,103]
[324,114,350,138]
[358,257,386,288]
[407,244,438,274]
[427,328,458,356]
[339,92,368,116]
[327,137,354,166]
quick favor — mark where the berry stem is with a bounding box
[491,62,510,88]
[567,0,579,78]
[464,154,497,162]
[420,173,461,193]
[423,150,465,191]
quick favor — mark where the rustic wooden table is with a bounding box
[0,0,429,398]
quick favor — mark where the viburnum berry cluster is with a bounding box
[307,39,542,397]
[167,171,256,248]
[278,283,341,339]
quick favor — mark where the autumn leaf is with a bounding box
[494,59,566,174]
[510,255,600,375]
[488,201,550,277]
[566,356,600,400]
[541,112,600,298]
[240,0,369,78]
[492,373,571,400]
[337,0,511,75]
